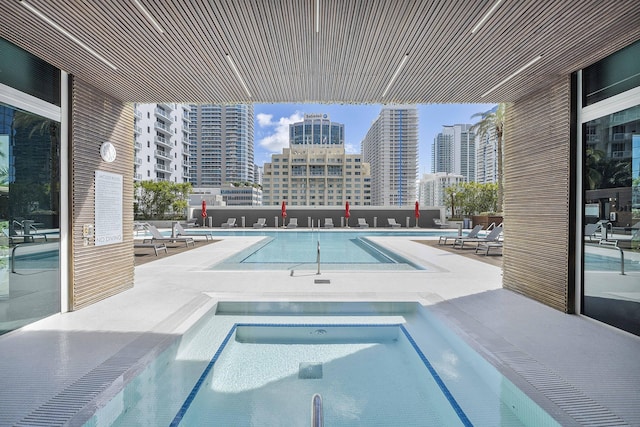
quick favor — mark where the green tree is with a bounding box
[445,182,497,218]
[134,181,192,219]
[470,103,506,212]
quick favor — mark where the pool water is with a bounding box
[207,230,449,271]
[84,302,560,427]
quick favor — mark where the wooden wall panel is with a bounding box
[70,78,134,310]
[503,77,573,312]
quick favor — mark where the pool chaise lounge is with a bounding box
[221,218,236,228]
[357,218,369,228]
[253,218,266,228]
[134,241,168,256]
[475,241,503,256]
[175,223,212,241]
[439,224,483,245]
[324,218,334,228]
[144,224,196,247]
[387,218,401,228]
[453,225,503,249]
[287,218,298,228]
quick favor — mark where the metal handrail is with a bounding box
[311,394,323,427]
[597,241,625,275]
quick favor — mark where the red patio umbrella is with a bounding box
[281,200,287,218]
[201,199,207,226]
[415,200,420,227]
[345,200,350,227]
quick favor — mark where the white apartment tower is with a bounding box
[262,114,371,206]
[431,124,476,183]
[361,105,418,206]
[475,127,498,184]
[189,104,254,187]
[134,103,190,182]
[418,172,465,208]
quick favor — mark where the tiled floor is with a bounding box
[0,233,639,426]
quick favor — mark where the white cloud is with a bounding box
[344,143,358,154]
[257,112,304,152]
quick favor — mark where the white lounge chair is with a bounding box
[475,241,503,256]
[453,225,503,249]
[324,218,334,228]
[221,218,236,228]
[357,218,369,228]
[287,218,298,228]
[175,223,212,241]
[387,218,401,228]
[433,218,449,228]
[439,224,483,245]
[253,218,266,228]
[143,224,195,247]
[584,223,600,242]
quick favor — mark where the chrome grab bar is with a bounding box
[311,394,323,427]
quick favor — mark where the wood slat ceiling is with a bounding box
[1,0,639,104]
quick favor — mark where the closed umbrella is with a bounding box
[414,200,420,227]
[281,200,287,227]
[345,200,350,227]
[201,199,207,226]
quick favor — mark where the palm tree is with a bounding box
[470,103,506,212]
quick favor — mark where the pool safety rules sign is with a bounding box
[95,170,123,246]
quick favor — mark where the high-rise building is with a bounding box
[418,172,465,209]
[361,105,418,206]
[134,103,190,182]
[262,114,371,206]
[188,104,254,187]
[476,127,497,184]
[431,124,476,183]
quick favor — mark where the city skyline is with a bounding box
[254,103,496,174]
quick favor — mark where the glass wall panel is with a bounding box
[0,103,60,334]
[583,104,639,336]
[582,40,640,107]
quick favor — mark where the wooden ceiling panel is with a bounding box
[1,0,639,104]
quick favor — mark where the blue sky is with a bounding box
[254,103,496,174]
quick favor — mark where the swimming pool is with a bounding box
[206,230,451,271]
[84,302,560,426]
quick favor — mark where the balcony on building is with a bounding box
[154,135,173,149]
[154,121,173,137]
[154,163,172,173]
[154,107,172,122]
[154,149,172,161]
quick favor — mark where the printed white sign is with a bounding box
[95,171,123,246]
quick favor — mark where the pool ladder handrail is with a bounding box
[311,393,323,427]
[596,241,625,275]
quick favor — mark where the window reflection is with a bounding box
[0,104,60,335]
[583,104,639,336]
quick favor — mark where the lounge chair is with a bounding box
[387,218,401,228]
[357,218,369,228]
[584,223,600,242]
[439,224,483,245]
[143,224,195,247]
[221,218,236,228]
[287,218,298,228]
[453,224,503,249]
[175,223,212,241]
[433,218,449,228]
[475,241,503,256]
[253,218,266,228]
[134,242,168,256]
[2,227,48,244]
[323,218,334,228]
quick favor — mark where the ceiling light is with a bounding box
[382,55,409,98]
[225,54,252,98]
[133,0,164,34]
[316,0,320,33]
[471,0,503,34]
[19,0,117,70]
[481,55,542,97]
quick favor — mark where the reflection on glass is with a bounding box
[0,104,60,335]
[583,104,639,336]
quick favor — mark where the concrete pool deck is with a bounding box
[0,233,639,426]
